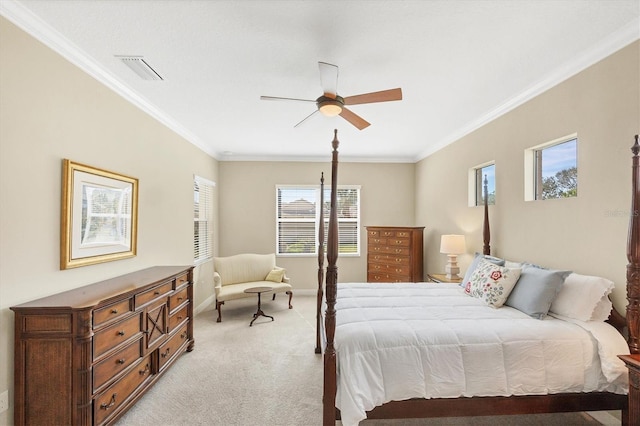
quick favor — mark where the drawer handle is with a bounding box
[100,393,117,410]
[177,297,183,302]
[139,364,150,376]
[177,316,183,320]
[117,330,125,336]
[116,358,126,365]
[161,348,171,358]
[111,309,118,314]
[180,332,187,339]
[395,258,402,262]
[154,291,160,295]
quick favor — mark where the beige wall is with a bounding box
[417,41,640,313]
[218,161,416,287]
[0,17,218,424]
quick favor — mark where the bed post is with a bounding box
[483,175,491,256]
[316,172,325,354]
[628,134,640,354]
[323,130,339,426]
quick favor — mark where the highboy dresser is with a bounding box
[11,266,194,425]
[366,226,424,282]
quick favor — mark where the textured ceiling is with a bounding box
[2,0,639,162]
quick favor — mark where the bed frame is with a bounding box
[317,130,639,425]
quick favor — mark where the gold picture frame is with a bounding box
[61,159,138,269]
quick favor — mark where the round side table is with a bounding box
[244,286,274,326]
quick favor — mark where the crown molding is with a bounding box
[416,17,640,162]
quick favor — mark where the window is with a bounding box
[276,185,360,256]
[468,162,495,207]
[525,135,577,201]
[194,176,215,264]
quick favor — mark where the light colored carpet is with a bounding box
[115,295,620,425]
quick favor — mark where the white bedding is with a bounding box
[333,282,629,426]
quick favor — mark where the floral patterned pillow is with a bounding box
[464,258,522,308]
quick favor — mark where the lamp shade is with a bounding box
[440,234,466,254]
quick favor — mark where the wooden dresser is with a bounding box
[366,226,424,282]
[11,265,194,426]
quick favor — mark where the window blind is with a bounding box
[194,176,215,263]
[276,185,360,256]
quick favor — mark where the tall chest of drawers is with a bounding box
[366,226,425,282]
[11,265,194,426]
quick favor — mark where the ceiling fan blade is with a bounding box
[260,95,315,102]
[339,107,370,130]
[294,110,319,128]
[318,62,339,99]
[343,88,402,105]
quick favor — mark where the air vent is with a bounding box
[117,56,163,81]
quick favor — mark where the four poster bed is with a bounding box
[317,130,639,425]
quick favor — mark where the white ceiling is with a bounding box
[2,1,639,162]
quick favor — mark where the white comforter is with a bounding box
[333,283,629,426]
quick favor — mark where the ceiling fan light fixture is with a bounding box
[318,98,343,117]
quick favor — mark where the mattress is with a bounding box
[332,282,629,426]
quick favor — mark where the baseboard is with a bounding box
[195,294,216,315]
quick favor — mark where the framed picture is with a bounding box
[61,159,138,269]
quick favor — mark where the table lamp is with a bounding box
[440,234,466,279]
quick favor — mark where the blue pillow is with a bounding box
[461,253,505,287]
[505,265,571,319]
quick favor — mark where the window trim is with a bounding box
[468,161,495,207]
[524,133,577,201]
[276,184,361,257]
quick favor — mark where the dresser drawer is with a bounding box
[135,281,173,309]
[174,272,189,287]
[369,245,410,256]
[169,286,189,312]
[368,263,411,276]
[380,229,396,237]
[94,313,143,359]
[368,253,410,265]
[94,354,152,425]
[94,337,143,392]
[395,230,413,238]
[169,303,189,332]
[367,229,380,238]
[367,272,410,283]
[158,323,189,371]
[388,237,410,247]
[368,237,387,246]
[94,299,132,328]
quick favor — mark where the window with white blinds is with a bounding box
[194,176,215,264]
[276,185,360,256]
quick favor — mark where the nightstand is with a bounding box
[427,274,462,284]
[618,354,639,425]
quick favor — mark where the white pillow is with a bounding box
[464,259,522,308]
[549,273,614,321]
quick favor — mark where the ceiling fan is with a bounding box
[260,62,402,130]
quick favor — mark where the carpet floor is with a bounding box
[115,295,621,425]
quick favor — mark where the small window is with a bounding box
[468,162,495,207]
[525,135,577,201]
[194,176,215,264]
[276,185,360,256]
